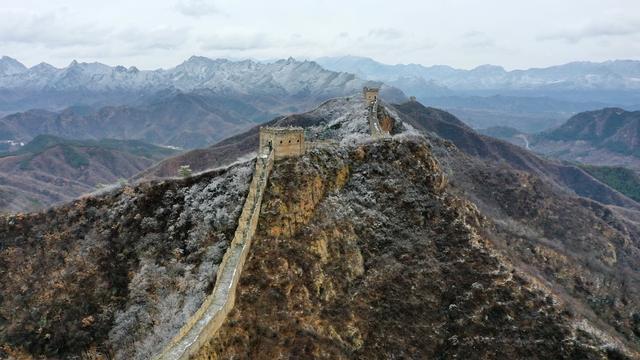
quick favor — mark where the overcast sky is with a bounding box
[0,0,639,70]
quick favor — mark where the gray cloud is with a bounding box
[0,8,191,55]
[462,31,496,48]
[175,0,219,17]
[199,33,272,51]
[1,0,638,70]
[118,27,190,50]
[367,28,403,41]
[539,19,640,43]
[0,9,107,47]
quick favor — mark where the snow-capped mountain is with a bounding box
[0,56,27,76]
[0,56,405,113]
[0,56,404,105]
[0,57,407,149]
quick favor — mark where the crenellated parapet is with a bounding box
[363,86,380,105]
[259,127,305,159]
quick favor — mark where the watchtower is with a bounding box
[259,127,305,159]
[363,87,380,105]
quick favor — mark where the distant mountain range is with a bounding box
[0,89,275,149]
[316,55,640,93]
[316,56,640,132]
[0,56,404,113]
[0,135,178,212]
[0,55,407,150]
[480,108,640,172]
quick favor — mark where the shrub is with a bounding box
[178,165,193,178]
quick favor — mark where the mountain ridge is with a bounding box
[0,55,405,113]
[2,97,640,358]
[316,55,640,91]
[508,108,640,171]
[0,135,178,212]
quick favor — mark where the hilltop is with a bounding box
[533,108,640,168]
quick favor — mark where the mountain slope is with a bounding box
[392,101,639,209]
[2,98,640,358]
[0,135,178,212]
[198,140,632,359]
[529,108,640,171]
[138,97,373,179]
[316,56,640,133]
[0,90,272,149]
[0,163,252,359]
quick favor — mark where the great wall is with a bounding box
[154,88,386,360]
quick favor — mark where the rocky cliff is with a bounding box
[194,139,633,359]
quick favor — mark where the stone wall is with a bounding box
[154,150,275,360]
[368,98,389,139]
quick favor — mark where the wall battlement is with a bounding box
[363,86,380,105]
[259,127,305,159]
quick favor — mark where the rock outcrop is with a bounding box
[194,140,633,359]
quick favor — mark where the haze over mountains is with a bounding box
[4,53,640,214]
[317,56,640,132]
[317,55,640,92]
[0,90,271,149]
[0,55,406,152]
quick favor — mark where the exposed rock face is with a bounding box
[194,140,632,359]
[0,163,252,359]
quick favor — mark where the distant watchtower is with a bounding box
[259,127,305,159]
[363,87,380,105]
